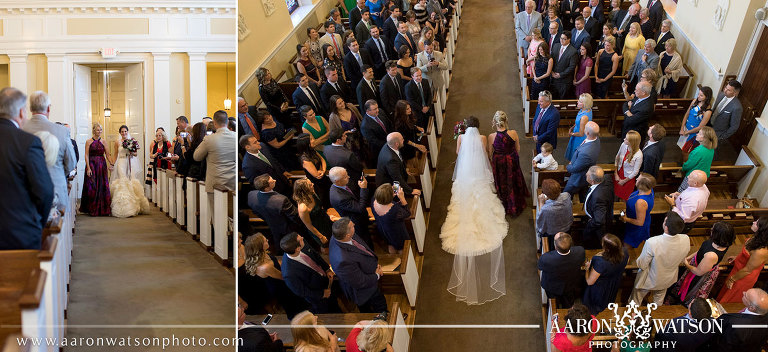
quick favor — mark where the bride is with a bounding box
[440,116,508,305]
[110,125,150,218]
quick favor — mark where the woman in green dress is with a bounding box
[678,126,716,192]
[299,105,331,157]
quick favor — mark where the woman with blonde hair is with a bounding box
[620,173,656,249]
[613,130,643,200]
[657,38,683,98]
[678,126,717,191]
[565,93,593,161]
[621,22,645,74]
[356,320,393,352]
[526,27,545,76]
[488,111,529,215]
[80,122,112,216]
[291,311,339,352]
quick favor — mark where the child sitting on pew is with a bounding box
[533,142,559,171]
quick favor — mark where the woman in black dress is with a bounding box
[322,43,346,81]
[372,183,412,254]
[293,179,333,252]
[295,44,322,84]
[260,112,299,170]
[393,100,427,165]
[396,45,415,81]
[297,133,331,208]
[256,68,291,127]
[184,122,207,181]
[528,42,553,100]
[593,36,620,98]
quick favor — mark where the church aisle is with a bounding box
[66,206,235,351]
[410,0,546,351]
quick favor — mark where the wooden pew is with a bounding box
[379,240,421,307]
[212,185,235,266]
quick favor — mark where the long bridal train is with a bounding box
[110,132,150,218]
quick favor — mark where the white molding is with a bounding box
[668,13,725,78]
[737,22,764,81]
[0,1,235,14]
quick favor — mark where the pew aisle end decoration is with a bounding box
[453,120,467,140]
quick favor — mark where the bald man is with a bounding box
[664,170,710,233]
[564,121,601,199]
[713,288,768,351]
[375,132,421,196]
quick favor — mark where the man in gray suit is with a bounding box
[415,39,448,95]
[515,0,543,51]
[710,80,743,160]
[626,39,659,92]
[194,110,237,193]
[22,91,76,211]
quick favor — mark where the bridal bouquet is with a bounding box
[453,120,467,140]
[122,138,140,153]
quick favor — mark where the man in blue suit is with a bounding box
[564,121,601,199]
[653,297,715,352]
[570,16,591,49]
[329,217,388,313]
[393,22,417,60]
[281,232,341,313]
[532,90,560,151]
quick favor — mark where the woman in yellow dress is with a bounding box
[621,22,645,75]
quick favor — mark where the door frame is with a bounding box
[737,18,767,87]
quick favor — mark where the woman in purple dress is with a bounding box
[573,43,593,97]
[80,122,112,216]
[488,111,529,216]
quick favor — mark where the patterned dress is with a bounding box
[79,138,111,216]
[491,131,529,215]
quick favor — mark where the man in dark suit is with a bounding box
[587,0,604,26]
[376,133,421,196]
[582,166,614,249]
[537,232,586,308]
[543,22,562,54]
[365,26,391,78]
[551,31,579,99]
[653,297,715,352]
[238,300,284,352]
[532,90,561,151]
[393,22,417,60]
[354,6,373,43]
[647,0,665,33]
[280,232,340,313]
[348,0,367,31]
[247,174,303,254]
[640,124,666,178]
[404,68,433,129]
[382,5,402,51]
[360,100,391,162]
[357,65,380,107]
[240,134,291,196]
[571,16,592,49]
[328,167,373,248]
[621,81,654,138]
[0,87,54,250]
[379,60,406,117]
[328,217,388,313]
[560,0,580,31]
[710,80,743,160]
[711,288,768,351]
[292,73,326,117]
[320,66,352,105]
[343,38,374,93]
[564,121,601,198]
[581,7,600,41]
[654,20,674,54]
[614,3,640,50]
[324,129,365,193]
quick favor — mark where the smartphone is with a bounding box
[180,132,188,138]
[206,131,213,135]
[349,128,357,133]
[620,211,625,217]
[167,152,173,158]
[261,314,273,326]
[393,181,400,194]
[429,57,435,62]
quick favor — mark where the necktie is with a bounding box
[417,82,426,105]
[244,114,257,135]
[657,32,664,42]
[355,52,364,68]
[404,34,413,49]
[534,108,546,132]
[331,34,341,56]
[392,76,402,98]
[527,13,531,28]
[559,46,565,60]
[368,80,376,94]
[716,97,728,114]
[576,30,581,40]
[299,253,326,276]
[305,87,320,111]
[344,186,354,194]
[255,151,272,166]
[373,115,386,131]
[333,82,341,94]
[352,239,374,256]
[620,13,630,31]
[376,38,387,61]
[549,36,554,48]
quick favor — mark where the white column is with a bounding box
[188,52,208,122]
[8,54,28,96]
[45,54,72,126]
[152,52,172,131]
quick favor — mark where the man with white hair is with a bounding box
[328,166,373,248]
[376,132,421,196]
[654,20,674,54]
[22,91,76,212]
[626,39,659,92]
[0,87,54,250]
[564,121,601,199]
[515,0,543,51]
[621,81,653,139]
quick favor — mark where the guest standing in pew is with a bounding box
[361,100,391,165]
[654,19,674,55]
[678,126,716,192]
[550,304,599,351]
[533,142,559,171]
[381,4,401,51]
[376,132,421,196]
[241,233,309,319]
[323,43,347,82]
[328,95,366,163]
[489,111,529,216]
[564,121,601,198]
[615,3,640,52]
[185,122,207,182]
[717,218,768,303]
[656,38,683,98]
[680,86,713,161]
[329,166,374,248]
[626,39,659,95]
[404,67,433,129]
[80,122,112,217]
[290,311,341,352]
[542,7,563,43]
[294,179,335,251]
[621,22,645,75]
[515,0,544,52]
[321,66,353,106]
[296,44,323,85]
[593,37,620,99]
[667,222,735,306]
[150,127,172,183]
[373,183,411,254]
[281,232,341,313]
[415,39,448,98]
[350,0,367,30]
[306,27,325,70]
[528,42,554,100]
[344,38,375,93]
[565,93,593,162]
[238,97,260,138]
[392,101,427,168]
[526,28,546,76]
[329,217,389,313]
[249,174,305,254]
[550,31,579,99]
[620,173,655,249]
[664,170,710,233]
[379,60,406,118]
[256,68,292,128]
[572,44,593,98]
[652,297,715,352]
[532,90,561,152]
[538,232,585,308]
[596,22,615,53]
[395,45,415,82]
[621,81,654,139]
[607,0,621,25]
[298,133,332,209]
[629,211,689,306]
[325,129,366,194]
[194,111,237,192]
[238,298,284,352]
[583,4,602,38]
[583,234,629,314]
[710,288,768,351]
[260,109,299,171]
[321,20,346,58]
[638,8,655,41]
[570,16,591,50]
[537,173,573,250]
[638,124,665,178]
[582,166,614,249]
[613,130,643,201]
[301,106,332,158]
[240,133,292,197]
[560,0,580,32]
[710,79,743,160]
[294,73,328,118]
[355,7,374,43]
[348,320,393,352]
[544,22,562,55]
[357,65,381,108]
[366,27,391,79]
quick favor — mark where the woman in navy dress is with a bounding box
[372,183,412,254]
[528,42,553,100]
[488,111,529,216]
[620,174,655,249]
[260,113,298,170]
[80,123,112,216]
[593,37,620,99]
[583,234,630,315]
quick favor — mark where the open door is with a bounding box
[73,64,92,198]
[124,63,145,182]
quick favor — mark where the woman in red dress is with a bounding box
[613,130,643,201]
[717,217,768,302]
[149,127,172,182]
[488,111,529,216]
[551,303,598,352]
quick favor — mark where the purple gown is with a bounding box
[491,131,529,215]
[80,138,111,216]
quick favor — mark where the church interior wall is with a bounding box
[207,62,236,118]
[170,53,192,122]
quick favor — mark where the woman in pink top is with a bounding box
[551,304,598,352]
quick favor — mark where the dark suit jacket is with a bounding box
[247,190,302,245]
[653,315,714,352]
[71,139,79,163]
[615,11,639,49]
[379,74,406,117]
[343,49,374,92]
[551,43,578,82]
[376,146,413,194]
[564,139,601,194]
[366,36,392,73]
[324,144,364,185]
[640,140,665,178]
[329,185,371,240]
[329,235,380,305]
[361,113,391,158]
[404,78,433,127]
[584,178,614,239]
[355,20,372,43]
[238,326,284,352]
[709,93,743,141]
[393,32,417,59]
[543,30,562,52]
[241,148,291,197]
[538,246,586,296]
[532,105,561,150]
[320,79,352,107]
[648,0,665,32]
[560,0,580,27]
[382,17,400,50]
[282,247,331,302]
[712,312,768,352]
[570,28,592,49]
[349,6,364,32]
[292,83,326,116]
[357,78,380,107]
[621,96,654,138]
[654,31,674,54]
[583,16,600,41]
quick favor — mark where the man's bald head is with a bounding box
[386,132,403,149]
[585,121,600,139]
[587,166,605,185]
[744,288,768,315]
[688,170,708,187]
[629,3,640,15]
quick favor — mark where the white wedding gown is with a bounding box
[110,138,150,218]
[440,127,508,305]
